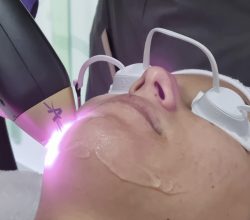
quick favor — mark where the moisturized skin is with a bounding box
[36,67,250,220]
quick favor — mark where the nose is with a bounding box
[129,66,178,110]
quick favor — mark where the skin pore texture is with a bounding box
[35,67,250,220]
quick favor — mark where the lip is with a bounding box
[96,94,163,135]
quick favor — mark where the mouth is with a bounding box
[99,94,163,135]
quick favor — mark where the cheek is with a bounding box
[60,115,160,160]
[64,115,167,193]
[95,132,165,193]
[171,122,250,194]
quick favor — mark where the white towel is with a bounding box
[0,170,42,220]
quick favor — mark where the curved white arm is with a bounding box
[238,105,250,114]
[143,28,220,90]
[76,55,125,89]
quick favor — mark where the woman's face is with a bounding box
[38,67,250,220]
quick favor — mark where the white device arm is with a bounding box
[76,55,125,90]
[143,28,220,90]
[74,55,125,108]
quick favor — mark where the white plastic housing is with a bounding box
[192,87,250,150]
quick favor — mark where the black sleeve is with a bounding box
[0,0,39,170]
[85,0,113,100]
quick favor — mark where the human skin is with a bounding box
[35,67,250,220]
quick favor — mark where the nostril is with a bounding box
[154,82,165,100]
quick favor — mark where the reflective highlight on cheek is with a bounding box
[45,109,95,168]
[95,139,182,195]
[62,140,91,159]
[96,144,161,188]
[45,122,74,167]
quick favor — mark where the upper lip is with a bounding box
[97,94,163,135]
